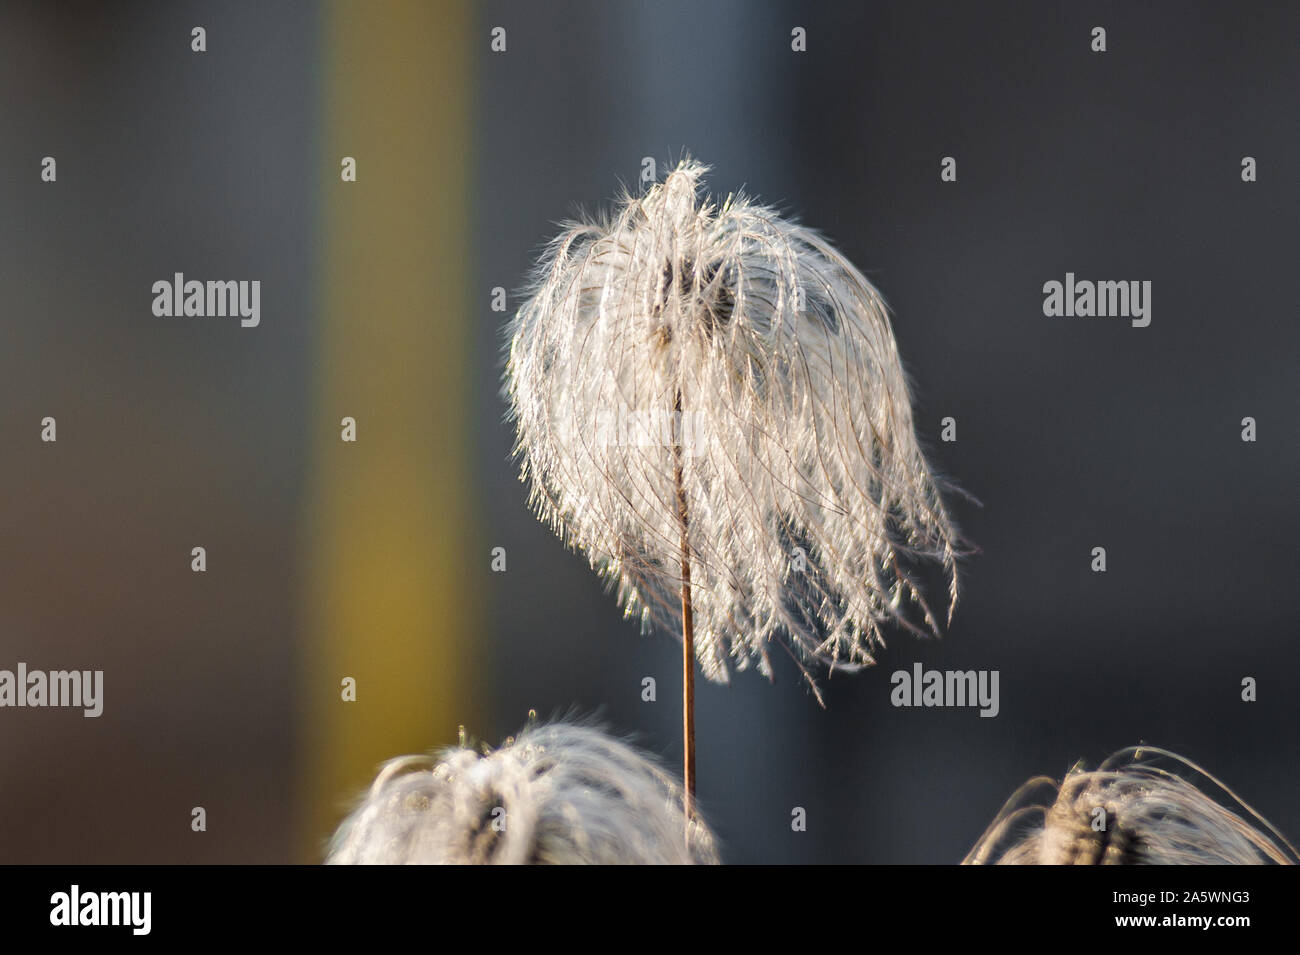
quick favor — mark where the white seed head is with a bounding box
[505,158,961,697]
[326,721,718,865]
[964,746,1297,865]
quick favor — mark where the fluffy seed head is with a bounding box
[964,746,1297,865]
[505,158,961,697]
[326,721,718,865]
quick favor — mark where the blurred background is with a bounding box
[0,0,1296,863]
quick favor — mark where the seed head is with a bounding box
[505,158,962,698]
[965,746,1297,865]
[327,720,718,865]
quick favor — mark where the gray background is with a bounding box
[472,0,1300,864]
[0,1,1296,863]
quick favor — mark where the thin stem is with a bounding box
[672,389,696,835]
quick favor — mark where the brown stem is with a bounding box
[672,389,696,836]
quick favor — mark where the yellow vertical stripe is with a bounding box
[299,0,476,861]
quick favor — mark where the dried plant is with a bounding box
[964,746,1297,865]
[506,159,960,689]
[505,157,962,808]
[326,720,718,865]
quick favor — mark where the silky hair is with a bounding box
[327,721,718,865]
[965,746,1297,865]
[505,158,962,700]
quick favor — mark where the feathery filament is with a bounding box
[328,721,718,865]
[506,159,961,697]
